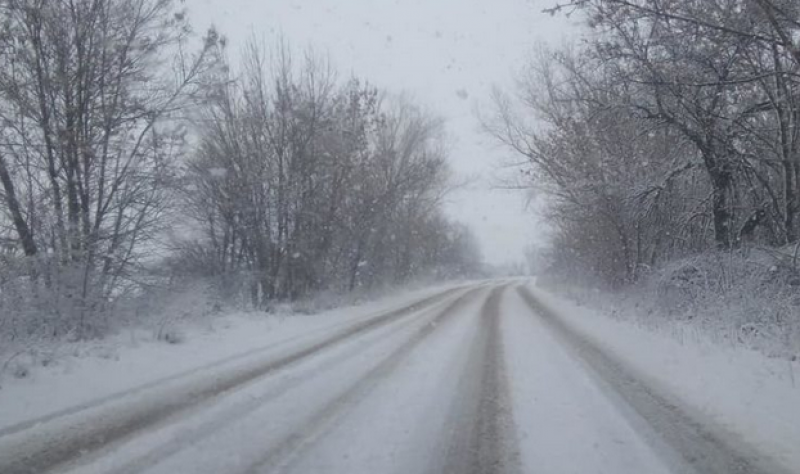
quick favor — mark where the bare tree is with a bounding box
[0,0,218,337]
[180,42,474,306]
[497,0,800,284]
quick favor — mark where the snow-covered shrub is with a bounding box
[610,251,800,358]
[543,249,800,359]
[0,254,113,343]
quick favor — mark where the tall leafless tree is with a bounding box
[0,0,218,337]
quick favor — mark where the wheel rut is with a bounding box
[436,285,520,474]
[240,286,486,474]
[516,284,792,474]
[0,286,468,474]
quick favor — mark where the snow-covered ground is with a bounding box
[0,281,465,431]
[0,280,796,474]
[529,282,800,471]
[503,290,676,474]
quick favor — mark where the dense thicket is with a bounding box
[0,0,480,340]
[489,0,800,287]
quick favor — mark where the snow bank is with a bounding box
[530,283,800,470]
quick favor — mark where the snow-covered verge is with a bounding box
[541,250,800,360]
[529,282,800,470]
[0,275,469,379]
[0,281,466,429]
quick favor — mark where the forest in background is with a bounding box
[0,0,482,343]
[489,0,800,356]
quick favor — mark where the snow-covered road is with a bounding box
[0,283,791,474]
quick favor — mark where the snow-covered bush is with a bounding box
[0,255,112,342]
[560,251,800,359]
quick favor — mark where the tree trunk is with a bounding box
[0,154,38,256]
[711,172,733,250]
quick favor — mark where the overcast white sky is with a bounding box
[189,0,576,265]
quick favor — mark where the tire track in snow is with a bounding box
[87,288,473,474]
[239,286,488,474]
[516,284,792,474]
[0,286,469,474]
[436,285,520,474]
[0,286,467,439]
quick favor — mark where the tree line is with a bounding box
[0,0,480,340]
[488,0,800,286]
